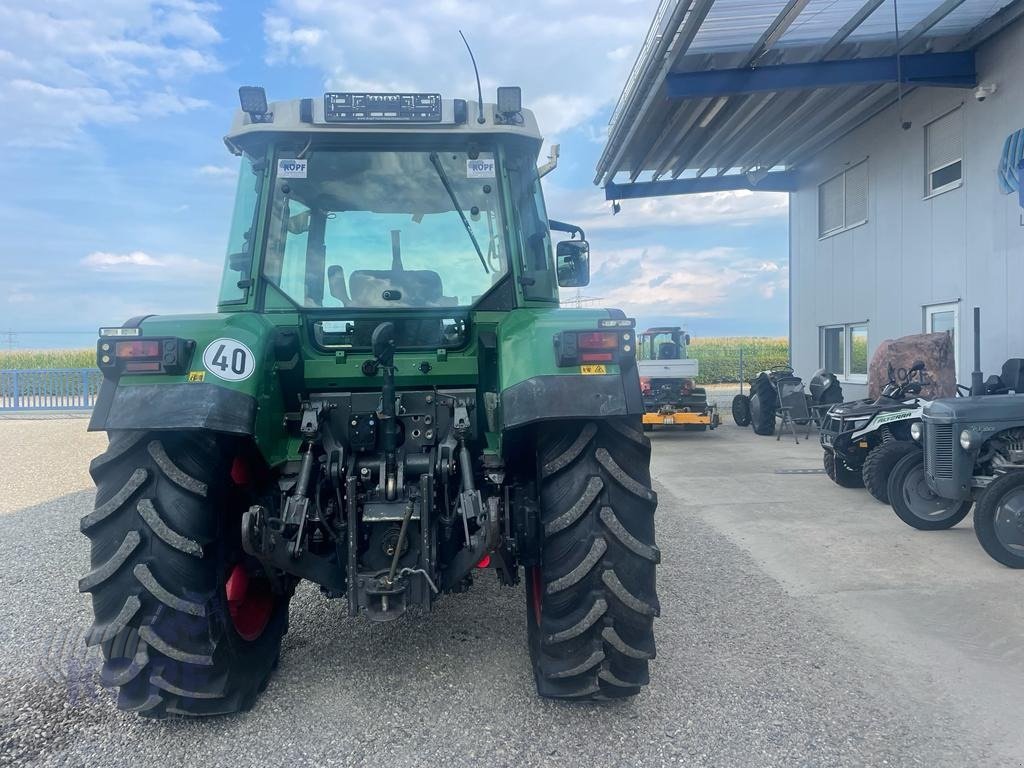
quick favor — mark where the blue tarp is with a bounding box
[998,128,1024,194]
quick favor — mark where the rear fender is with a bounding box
[496,308,643,430]
[88,312,299,466]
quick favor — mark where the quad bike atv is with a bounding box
[637,326,719,432]
[80,87,660,717]
[820,362,928,501]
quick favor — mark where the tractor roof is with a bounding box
[225,96,543,153]
[643,326,683,334]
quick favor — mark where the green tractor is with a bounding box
[80,87,660,716]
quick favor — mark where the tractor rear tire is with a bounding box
[527,417,659,700]
[862,440,918,503]
[887,450,972,530]
[823,450,863,488]
[80,431,289,718]
[972,471,1024,568]
[750,393,775,436]
[731,394,751,427]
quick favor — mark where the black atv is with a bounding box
[820,362,928,501]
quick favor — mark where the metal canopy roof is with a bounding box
[596,0,1024,195]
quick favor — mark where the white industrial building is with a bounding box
[597,0,1024,397]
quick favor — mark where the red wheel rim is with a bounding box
[529,566,543,626]
[225,563,274,641]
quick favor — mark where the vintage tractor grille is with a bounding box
[926,424,954,479]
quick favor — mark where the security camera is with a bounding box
[975,83,997,102]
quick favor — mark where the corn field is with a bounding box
[0,349,96,370]
[688,337,789,384]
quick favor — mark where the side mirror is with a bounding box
[556,240,590,288]
[684,333,691,346]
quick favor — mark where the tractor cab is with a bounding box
[638,326,691,362]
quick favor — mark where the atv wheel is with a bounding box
[731,395,751,427]
[528,418,659,700]
[862,440,918,503]
[972,472,1024,568]
[887,451,972,531]
[749,393,775,436]
[823,450,863,488]
[80,431,289,717]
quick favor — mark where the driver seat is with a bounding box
[346,269,444,307]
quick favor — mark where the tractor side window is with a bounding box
[218,156,263,304]
[508,161,556,302]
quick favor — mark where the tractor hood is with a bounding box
[924,394,1024,423]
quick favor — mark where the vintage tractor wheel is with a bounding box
[749,393,775,436]
[862,440,918,503]
[972,471,1024,568]
[887,451,972,531]
[823,449,864,488]
[731,394,751,427]
[80,431,289,717]
[527,417,659,700]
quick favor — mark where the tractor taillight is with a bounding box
[577,331,618,350]
[553,329,636,368]
[98,335,194,378]
[115,340,161,358]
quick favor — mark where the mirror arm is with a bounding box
[548,219,586,241]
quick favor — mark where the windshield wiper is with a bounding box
[428,152,489,274]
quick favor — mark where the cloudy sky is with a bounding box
[0,0,788,349]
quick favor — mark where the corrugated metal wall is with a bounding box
[790,17,1024,399]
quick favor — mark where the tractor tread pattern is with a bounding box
[78,531,141,592]
[80,469,148,532]
[862,440,917,503]
[136,498,203,557]
[146,441,208,497]
[530,417,658,701]
[80,431,287,718]
[544,477,603,535]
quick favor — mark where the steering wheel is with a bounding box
[956,383,972,397]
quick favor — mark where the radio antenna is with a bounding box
[459,30,486,124]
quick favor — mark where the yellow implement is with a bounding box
[642,410,720,427]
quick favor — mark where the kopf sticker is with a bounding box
[278,158,308,178]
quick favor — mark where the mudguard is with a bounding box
[496,308,643,429]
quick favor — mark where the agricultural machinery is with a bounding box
[636,326,718,431]
[79,86,660,716]
[890,311,1024,567]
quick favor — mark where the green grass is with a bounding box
[0,349,96,370]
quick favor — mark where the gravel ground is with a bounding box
[0,418,105,515]
[0,424,1019,767]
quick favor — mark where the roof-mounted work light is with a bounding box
[238,86,272,123]
[496,86,522,122]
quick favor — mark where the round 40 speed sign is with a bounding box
[202,338,256,382]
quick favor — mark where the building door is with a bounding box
[925,302,959,378]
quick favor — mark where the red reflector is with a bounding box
[476,554,491,569]
[124,361,162,372]
[116,340,160,358]
[581,352,613,362]
[577,331,617,350]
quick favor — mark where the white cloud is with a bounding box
[0,2,222,147]
[261,1,655,143]
[197,163,237,180]
[81,250,219,280]
[587,244,788,318]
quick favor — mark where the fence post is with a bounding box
[738,348,744,395]
[82,369,91,407]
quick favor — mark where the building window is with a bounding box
[924,302,960,378]
[818,160,868,238]
[925,108,963,197]
[820,323,868,382]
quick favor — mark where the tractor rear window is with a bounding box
[262,149,509,310]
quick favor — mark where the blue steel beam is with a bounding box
[605,171,799,200]
[665,51,976,99]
